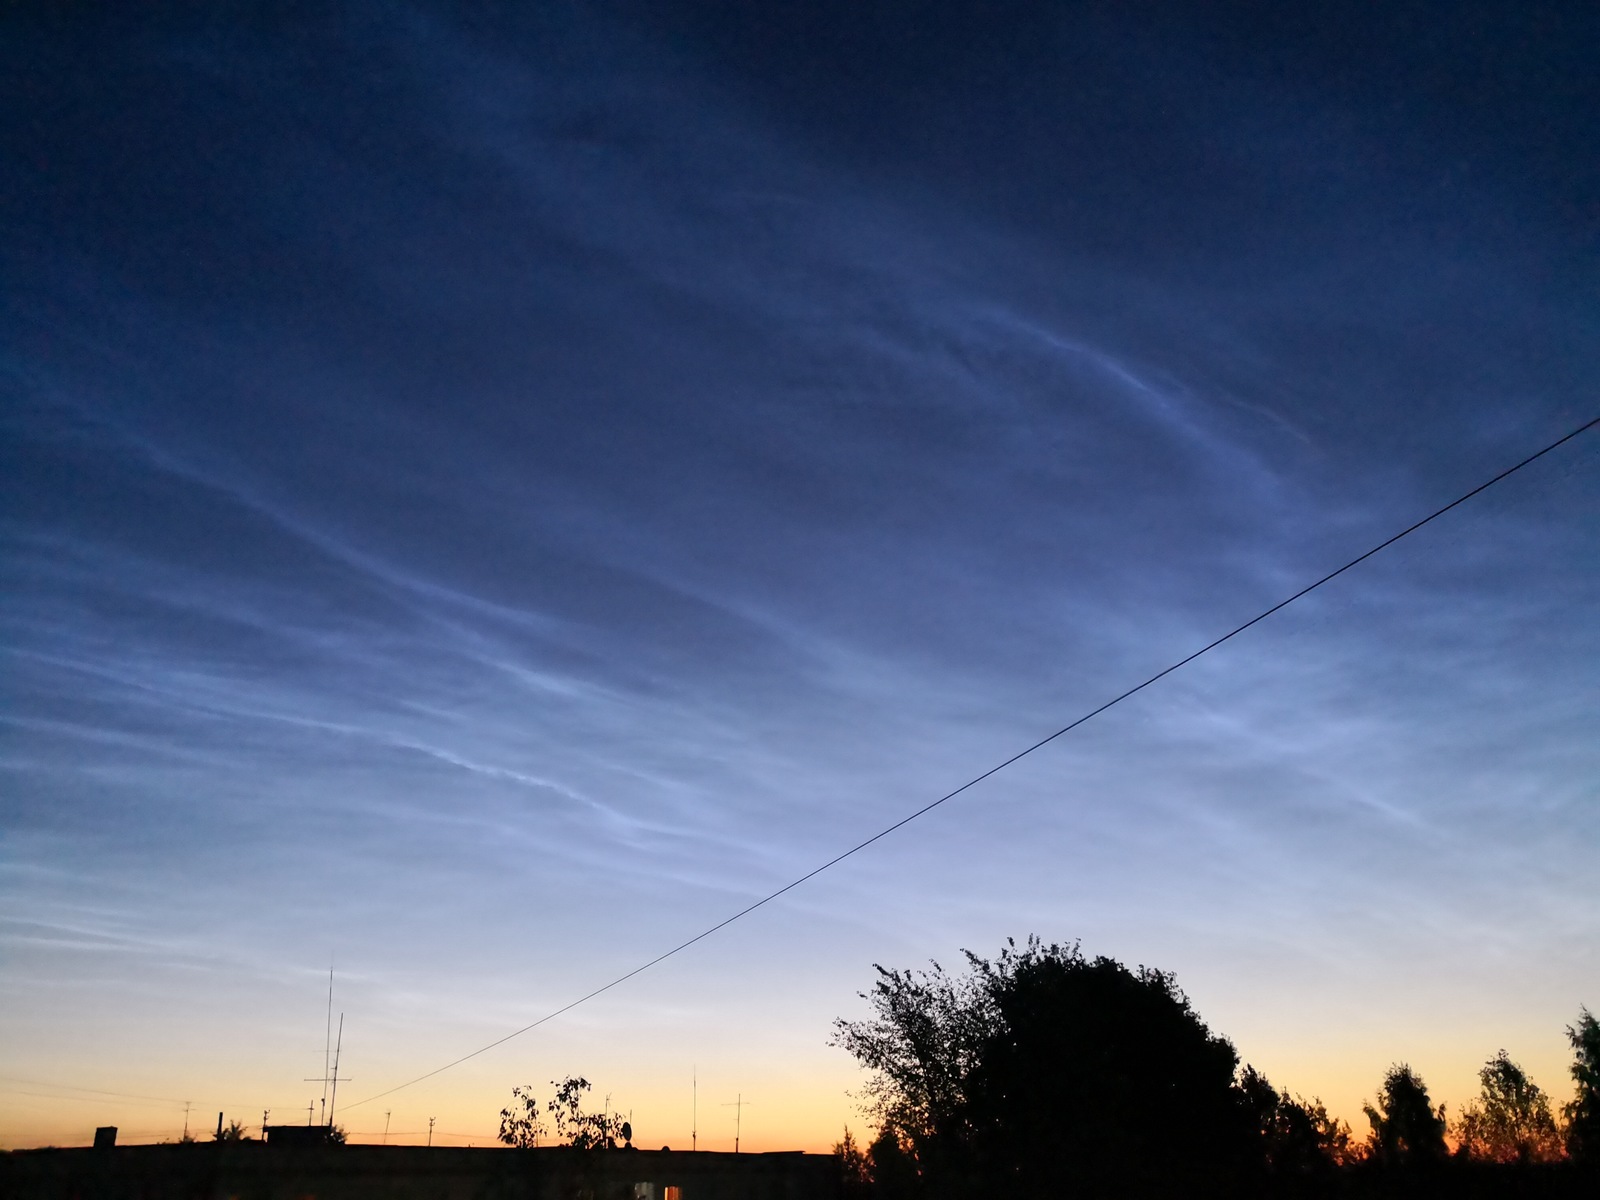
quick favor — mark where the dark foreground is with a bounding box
[0,1143,838,1200]
[1242,1162,1594,1200]
[7,1144,1598,1199]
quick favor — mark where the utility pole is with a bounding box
[182,1101,192,1140]
[721,1095,749,1154]
[427,1117,435,1147]
[692,1068,696,1152]
[262,1109,269,1139]
[307,1103,315,1126]
[383,1111,391,1145]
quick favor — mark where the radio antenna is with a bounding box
[328,1013,348,1128]
[323,969,334,1116]
[722,1094,749,1154]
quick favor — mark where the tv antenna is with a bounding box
[722,1094,750,1154]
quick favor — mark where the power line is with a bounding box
[0,1076,183,1105]
[345,413,1599,1111]
[0,1087,182,1111]
[0,1074,328,1117]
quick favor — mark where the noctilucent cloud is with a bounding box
[2,1,1596,1150]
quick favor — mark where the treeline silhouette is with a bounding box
[831,938,1598,1199]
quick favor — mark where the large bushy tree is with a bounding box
[832,937,1258,1198]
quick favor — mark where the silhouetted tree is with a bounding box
[499,1083,549,1148]
[1363,1064,1447,1165]
[833,937,1257,1199]
[1453,1050,1561,1163]
[866,1128,921,1200]
[1565,1007,1600,1162]
[499,1077,629,1151]
[831,945,991,1178]
[835,1128,871,1199]
[1240,1065,1353,1172]
[213,1119,250,1143]
[548,1076,629,1150]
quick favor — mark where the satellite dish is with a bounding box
[621,1121,633,1145]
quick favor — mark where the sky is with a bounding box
[2,0,1597,1153]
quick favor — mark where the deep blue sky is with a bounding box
[2,1,1597,1148]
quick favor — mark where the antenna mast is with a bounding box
[328,1013,347,1128]
[722,1094,749,1154]
[305,997,350,1133]
[322,968,334,1119]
